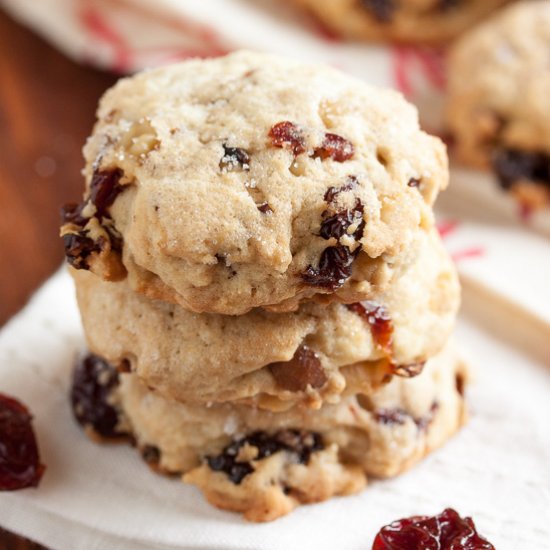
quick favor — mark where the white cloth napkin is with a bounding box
[1,0,550,547]
[0,269,549,550]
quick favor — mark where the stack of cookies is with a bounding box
[62,51,466,522]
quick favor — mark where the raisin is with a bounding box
[89,168,124,219]
[269,121,306,155]
[257,202,273,214]
[303,192,364,290]
[320,199,365,240]
[0,394,45,491]
[324,175,359,203]
[208,454,253,485]
[70,354,123,438]
[219,145,250,171]
[360,0,396,22]
[302,245,355,291]
[61,168,125,270]
[346,302,394,355]
[492,148,550,191]
[207,430,324,485]
[314,133,354,162]
[62,168,124,223]
[63,233,103,270]
[269,345,327,392]
[372,508,495,550]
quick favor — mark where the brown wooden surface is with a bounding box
[0,9,117,326]
[0,9,117,549]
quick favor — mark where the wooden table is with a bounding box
[0,9,117,548]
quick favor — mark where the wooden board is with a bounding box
[0,8,116,549]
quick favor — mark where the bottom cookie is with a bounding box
[71,343,467,522]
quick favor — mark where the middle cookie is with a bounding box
[72,228,459,410]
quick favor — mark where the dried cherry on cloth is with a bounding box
[372,507,495,549]
[0,393,45,491]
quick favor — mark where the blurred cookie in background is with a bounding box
[289,0,513,45]
[447,1,550,212]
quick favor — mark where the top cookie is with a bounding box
[290,0,511,45]
[447,1,550,208]
[61,50,447,315]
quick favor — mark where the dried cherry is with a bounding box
[269,121,306,155]
[89,168,124,219]
[302,245,355,290]
[63,233,103,270]
[346,302,394,355]
[314,133,354,162]
[61,167,126,271]
[372,507,495,549]
[257,202,273,214]
[320,199,365,240]
[0,394,45,491]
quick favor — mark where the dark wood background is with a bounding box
[0,9,117,549]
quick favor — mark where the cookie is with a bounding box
[290,0,511,45]
[60,50,448,315]
[72,228,459,409]
[447,1,550,210]
[73,343,467,521]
